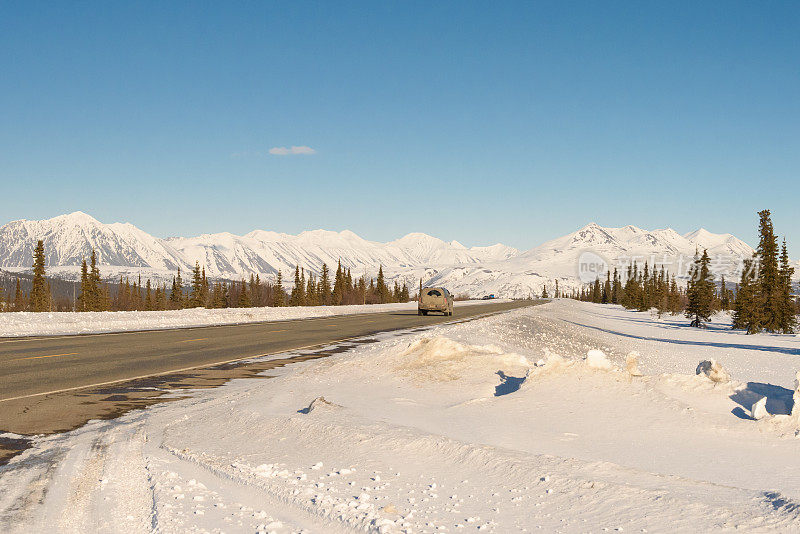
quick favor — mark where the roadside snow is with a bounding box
[0,300,505,338]
[3,299,800,532]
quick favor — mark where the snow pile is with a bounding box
[394,336,531,383]
[626,351,643,377]
[793,371,800,420]
[695,359,731,383]
[585,349,614,371]
[752,397,771,420]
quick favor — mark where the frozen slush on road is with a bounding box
[3,300,800,532]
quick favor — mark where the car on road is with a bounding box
[418,287,454,316]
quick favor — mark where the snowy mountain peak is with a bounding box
[53,211,101,225]
[685,228,714,241]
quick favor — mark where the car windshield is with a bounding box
[427,290,442,297]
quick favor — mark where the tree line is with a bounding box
[3,242,411,312]
[570,210,798,333]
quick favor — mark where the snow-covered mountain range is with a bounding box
[0,212,762,298]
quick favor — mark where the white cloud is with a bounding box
[268,145,316,156]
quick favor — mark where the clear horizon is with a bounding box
[1,2,798,251]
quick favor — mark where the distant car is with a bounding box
[418,287,454,316]
[481,295,491,300]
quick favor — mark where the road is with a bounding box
[0,300,535,404]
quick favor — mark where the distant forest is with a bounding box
[1,250,411,312]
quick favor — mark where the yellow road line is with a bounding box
[178,338,208,343]
[10,352,79,362]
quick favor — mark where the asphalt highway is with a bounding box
[0,300,536,403]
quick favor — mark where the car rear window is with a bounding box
[427,290,442,297]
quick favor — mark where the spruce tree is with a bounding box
[273,270,285,307]
[667,274,682,314]
[376,266,389,303]
[719,274,729,310]
[77,259,89,311]
[13,278,24,311]
[212,282,228,309]
[238,279,251,307]
[157,283,168,310]
[291,266,305,306]
[332,260,344,305]
[306,273,317,306]
[400,283,410,302]
[611,268,620,304]
[756,210,781,331]
[733,257,760,333]
[191,262,203,307]
[170,268,184,309]
[778,239,797,333]
[29,240,50,311]
[602,272,611,304]
[319,264,331,305]
[686,249,714,327]
[201,268,209,306]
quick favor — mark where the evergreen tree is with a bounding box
[86,249,103,311]
[13,278,25,311]
[290,266,306,306]
[306,273,318,306]
[719,274,729,310]
[210,282,227,309]
[191,262,203,307]
[237,279,251,307]
[611,268,620,304]
[201,268,209,306]
[156,283,168,310]
[248,274,259,307]
[145,279,153,310]
[30,240,50,311]
[332,260,344,305]
[376,266,389,303]
[170,268,184,309]
[778,239,797,333]
[667,274,682,314]
[733,257,760,333]
[756,209,781,332]
[685,249,714,327]
[602,272,611,304]
[77,259,89,311]
[319,264,331,305]
[273,270,285,306]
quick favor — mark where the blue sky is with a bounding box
[1,2,798,250]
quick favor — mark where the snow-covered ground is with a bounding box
[3,300,800,532]
[0,300,505,338]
